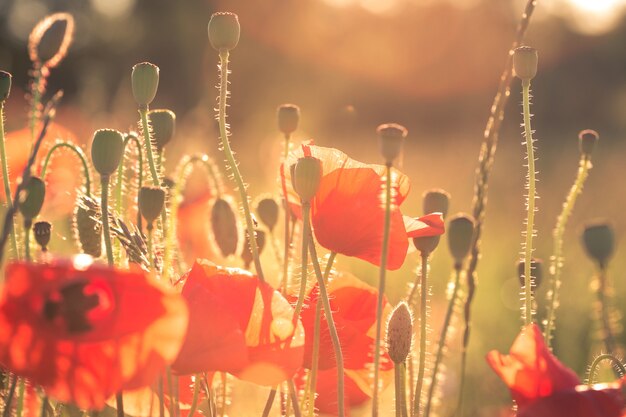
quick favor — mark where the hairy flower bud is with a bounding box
[208,12,240,52]
[19,176,46,221]
[139,186,166,226]
[386,302,413,364]
[256,197,279,231]
[149,109,176,151]
[33,220,52,251]
[582,221,614,269]
[293,157,322,202]
[513,46,538,81]
[132,62,160,107]
[377,123,407,165]
[91,129,124,177]
[28,13,75,68]
[277,104,300,136]
[423,188,450,219]
[448,214,475,266]
[211,197,239,257]
[578,129,599,158]
[0,71,12,102]
[73,195,102,257]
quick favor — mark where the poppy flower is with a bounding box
[0,255,189,409]
[172,260,305,386]
[176,192,219,265]
[487,324,626,417]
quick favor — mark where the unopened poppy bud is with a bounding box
[413,235,440,256]
[28,13,74,68]
[386,302,412,364]
[73,195,102,257]
[582,221,614,269]
[578,129,599,157]
[0,71,12,102]
[517,258,543,291]
[149,109,176,151]
[211,197,239,257]
[277,104,300,135]
[91,129,124,177]
[423,188,450,219]
[19,176,46,221]
[33,221,52,251]
[241,230,266,269]
[513,46,538,81]
[448,214,475,266]
[293,157,322,202]
[208,12,240,52]
[132,62,160,107]
[256,197,279,231]
[377,123,407,165]
[139,186,166,226]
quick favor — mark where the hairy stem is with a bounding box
[101,176,114,266]
[395,362,408,417]
[413,253,429,417]
[0,103,19,260]
[586,353,626,385]
[40,141,92,197]
[293,202,310,321]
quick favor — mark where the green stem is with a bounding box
[187,375,201,417]
[40,141,92,197]
[287,380,302,417]
[261,388,278,417]
[413,253,429,417]
[586,353,626,385]
[544,156,591,346]
[424,267,462,417]
[24,221,32,261]
[293,203,310,321]
[139,107,160,187]
[372,163,393,417]
[597,268,617,353]
[114,134,143,226]
[116,392,124,417]
[0,103,19,260]
[147,225,155,270]
[521,79,537,326]
[100,176,114,266]
[395,362,408,417]
[39,396,48,417]
[281,133,292,295]
[29,69,44,142]
[217,50,265,283]
[15,378,24,417]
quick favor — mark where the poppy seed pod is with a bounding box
[91,129,124,177]
[139,186,166,226]
[33,221,52,251]
[447,214,475,266]
[513,46,538,81]
[386,301,412,364]
[423,188,451,219]
[19,176,46,221]
[413,235,440,256]
[582,221,614,269]
[377,123,407,165]
[277,104,300,136]
[148,109,176,151]
[517,258,543,291]
[211,197,239,257]
[0,71,11,102]
[578,129,599,158]
[256,197,279,231]
[131,62,160,107]
[28,13,75,68]
[73,195,102,257]
[293,157,322,203]
[241,230,266,269]
[208,12,240,52]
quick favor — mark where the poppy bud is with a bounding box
[582,221,614,269]
[241,230,266,269]
[293,157,322,202]
[73,195,102,257]
[448,214,475,266]
[132,62,160,107]
[423,188,450,219]
[256,197,279,231]
[91,129,124,177]
[413,235,440,256]
[513,46,538,81]
[148,109,176,152]
[28,13,74,68]
[277,104,300,136]
[19,176,46,221]
[211,197,239,257]
[517,258,543,291]
[139,186,166,227]
[377,123,407,165]
[0,71,11,102]
[578,129,599,158]
[33,220,52,251]
[386,301,412,364]
[208,12,240,52]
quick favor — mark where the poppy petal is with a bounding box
[404,213,445,238]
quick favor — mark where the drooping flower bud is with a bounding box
[33,220,52,251]
[386,301,413,364]
[0,71,12,102]
[148,109,176,151]
[211,197,239,257]
[377,123,407,165]
[91,129,124,177]
[28,13,75,68]
[448,214,475,266]
[578,129,599,158]
[277,104,300,136]
[208,12,240,52]
[19,176,46,222]
[582,221,614,269]
[413,235,440,256]
[517,258,543,292]
[132,62,160,107]
[241,230,266,269]
[256,196,279,231]
[139,186,166,227]
[513,46,538,81]
[73,195,102,257]
[293,157,322,203]
[423,188,450,219]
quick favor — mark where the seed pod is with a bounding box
[292,157,322,202]
[413,235,440,256]
[33,221,52,251]
[19,176,46,221]
[377,123,407,165]
[256,197,279,231]
[423,188,450,219]
[208,12,240,51]
[448,214,475,266]
[277,104,300,136]
[91,129,124,177]
[241,230,266,269]
[139,186,166,226]
[517,258,543,291]
[582,221,614,269]
[579,129,599,158]
[132,62,160,107]
[28,13,75,68]
[149,109,176,151]
[513,46,538,81]
[73,195,102,257]
[386,302,413,364]
[211,197,239,257]
[0,71,12,102]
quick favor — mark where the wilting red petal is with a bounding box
[486,324,580,409]
[404,213,445,238]
[0,256,188,409]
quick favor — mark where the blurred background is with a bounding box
[1,0,626,416]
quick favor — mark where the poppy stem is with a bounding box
[187,374,201,417]
[372,163,393,417]
[586,353,626,385]
[116,392,124,417]
[139,107,160,187]
[147,225,155,270]
[413,252,430,417]
[2,374,17,417]
[261,387,278,417]
[293,202,310,321]
[29,67,45,142]
[0,102,20,260]
[24,221,32,262]
[100,175,114,266]
[216,50,265,283]
[287,379,302,417]
[395,362,408,417]
[15,377,24,417]
[596,267,618,354]
[115,134,143,234]
[158,376,165,417]
[40,141,92,197]
[38,396,48,417]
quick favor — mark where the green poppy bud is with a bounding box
[211,197,239,257]
[91,129,124,177]
[256,197,279,231]
[208,12,240,52]
[277,104,300,136]
[513,46,538,81]
[293,156,322,203]
[33,220,52,251]
[423,188,451,219]
[448,214,475,266]
[28,13,75,68]
[0,71,12,102]
[517,258,543,291]
[582,221,614,269]
[578,129,599,158]
[149,109,176,152]
[19,176,46,221]
[139,186,166,226]
[386,302,413,364]
[413,235,440,256]
[377,123,407,165]
[132,62,160,107]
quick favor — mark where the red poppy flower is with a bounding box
[404,213,445,238]
[172,260,305,386]
[0,256,188,409]
[176,192,219,265]
[487,324,626,417]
